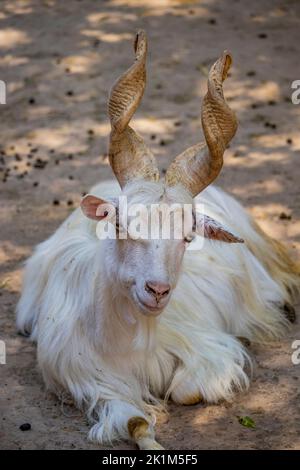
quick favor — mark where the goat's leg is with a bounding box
[169,331,249,404]
[128,416,164,450]
[171,372,203,405]
[88,399,164,449]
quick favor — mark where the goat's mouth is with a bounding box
[133,291,166,317]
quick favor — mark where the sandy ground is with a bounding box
[0,0,300,450]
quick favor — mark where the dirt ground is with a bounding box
[0,0,300,450]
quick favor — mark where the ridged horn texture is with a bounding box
[165,51,238,197]
[108,30,159,188]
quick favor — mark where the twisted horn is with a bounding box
[165,51,238,197]
[108,30,159,188]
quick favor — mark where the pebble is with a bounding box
[279,212,292,220]
[19,423,31,431]
[34,159,48,169]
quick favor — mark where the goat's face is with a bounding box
[81,181,243,317]
[113,184,192,316]
[116,190,192,315]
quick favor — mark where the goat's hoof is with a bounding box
[282,302,296,323]
[171,390,202,406]
[138,440,164,450]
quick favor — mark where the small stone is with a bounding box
[286,138,293,145]
[233,150,245,158]
[247,70,256,77]
[279,212,292,220]
[28,98,35,104]
[208,18,217,25]
[20,423,31,431]
[34,159,47,169]
[33,182,39,187]
[258,33,267,39]
[53,199,60,206]
[68,175,74,180]
[67,199,73,206]
[66,90,74,96]
[68,154,73,160]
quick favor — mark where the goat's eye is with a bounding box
[184,234,194,243]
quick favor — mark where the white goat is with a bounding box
[17,31,299,450]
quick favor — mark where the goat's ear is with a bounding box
[80,194,113,221]
[195,214,244,243]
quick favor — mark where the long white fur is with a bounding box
[17,180,296,445]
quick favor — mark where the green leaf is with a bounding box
[237,416,256,428]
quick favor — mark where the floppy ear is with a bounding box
[195,214,244,243]
[80,194,114,221]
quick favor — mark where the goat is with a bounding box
[17,31,299,450]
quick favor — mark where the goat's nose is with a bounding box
[145,281,171,301]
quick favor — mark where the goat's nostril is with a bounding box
[145,281,171,300]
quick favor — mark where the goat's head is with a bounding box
[81,30,243,317]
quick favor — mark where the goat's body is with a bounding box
[17,181,299,445]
